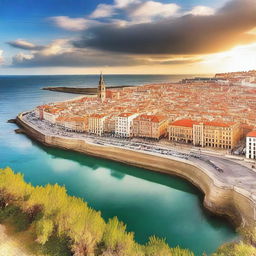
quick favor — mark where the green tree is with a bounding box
[212,241,256,256]
[69,207,105,256]
[36,218,54,244]
[144,236,173,256]
[170,246,195,256]
[0,167,33,207]
[101,217,135,256]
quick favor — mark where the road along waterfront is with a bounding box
[17,111,256,228]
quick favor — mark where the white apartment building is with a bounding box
[246,131,256,159]
[115,113,139,138]
[88,114,107,136]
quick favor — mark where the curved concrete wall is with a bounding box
[16,113,256,227]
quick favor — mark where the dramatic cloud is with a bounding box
[90,4,116,18]
[159,57,203,65]
[7,39,44,50]
[188,6,215,16]
[7,0,256,71]
[13,52,33,63]
[12,50,147,67]
[50,16,100,31]
[10,39,146,67]
[10,38,202,68]
[74,0,256,55]
[52,0,180,29]
[126,1,180,22]
[114,0,139,8]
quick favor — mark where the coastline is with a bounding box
[16,112,256,228]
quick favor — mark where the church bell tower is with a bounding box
[98,73,106,102]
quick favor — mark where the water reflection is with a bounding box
[110,170,126,180]
[42,145,198,195]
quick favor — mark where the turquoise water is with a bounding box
[0,75,236,255]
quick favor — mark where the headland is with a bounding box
[42,85,133,94]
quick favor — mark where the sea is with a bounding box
[0,75,236,255]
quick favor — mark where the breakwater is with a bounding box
[42,85,132,94]
[16,112,256,228]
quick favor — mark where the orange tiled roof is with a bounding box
[45,108,64,114]
[89,113,107,118]
[135,114,167,123]
[118,113,134,117]
[170,119,199,127]
[247,131,256,137]
[203,121,235,127]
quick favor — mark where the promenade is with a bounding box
[23,111,256,194]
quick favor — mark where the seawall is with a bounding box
[16,113,256,228]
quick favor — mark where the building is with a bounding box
[42,106,64,123]
[88,114,107,136]
[98,73,106,102]
[168,119,197,143]
[35,105,48,120]
[246,131,256,159]
[106,90,120,100]
[115,113,138,138]
[56,116,88,132]
[104,115,116,135]
[193,121,241,149]
[168,119,241,149]
[133,114,168,139]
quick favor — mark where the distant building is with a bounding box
[133,114,168,139]
[115,113,138,138]
[181,77,218,84]
[88,114,107,136]
[246,131,256,159]
[168,119,241,149]
[98,73,106,102]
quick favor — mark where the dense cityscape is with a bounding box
[33,71,256,159]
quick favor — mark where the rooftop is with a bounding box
[204,121,235,128]
[170,119,198,128]
[247,131,256,137]
[118,112,135,117]
[135,114,167,123]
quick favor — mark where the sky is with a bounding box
[0,0,256,74]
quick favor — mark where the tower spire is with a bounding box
[98,72,106,102]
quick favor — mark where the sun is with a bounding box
[217,43,256,72]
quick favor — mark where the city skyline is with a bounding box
[1,0,256,75]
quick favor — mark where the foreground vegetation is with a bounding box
[0,167,255,256]
[0,167,194,256]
